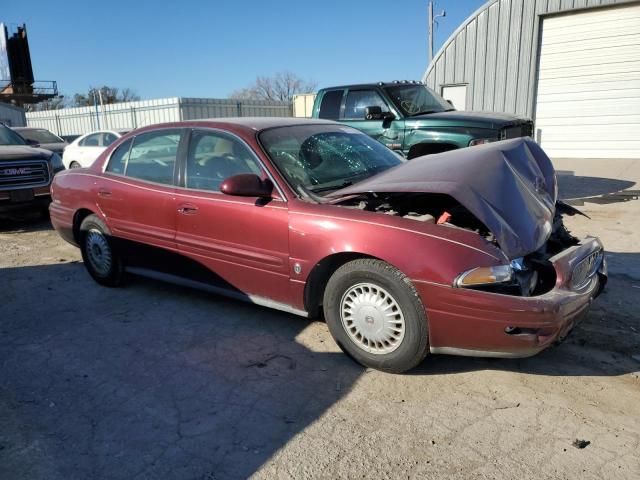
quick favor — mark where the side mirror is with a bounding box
[220,173,273,198]
[25,138,40,147]
[365,106,384,120]
[382,112,396,129]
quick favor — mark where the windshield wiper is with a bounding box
[409,110,439,116]
[309,180,355,194]
[308,170,375,194]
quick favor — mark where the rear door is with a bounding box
[74,133,101,167]
[174,128,291,304]
[97,129,184,251]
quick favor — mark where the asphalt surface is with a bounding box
[1,159,639,479]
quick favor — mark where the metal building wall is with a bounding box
[0,102,26,126]
[423,0,635,118]
[25,97,291,137]
[178,98,292,120]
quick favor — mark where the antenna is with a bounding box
[428,1,446,63]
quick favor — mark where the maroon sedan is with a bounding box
[49,118,606,373]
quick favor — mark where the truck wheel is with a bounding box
[79,214,124,287]
[323,259,429,373]
[70,161,81,169]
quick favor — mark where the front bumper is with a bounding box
[0,186,51,213]
[416,237,606,358]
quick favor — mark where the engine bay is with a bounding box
[336,192,583,297]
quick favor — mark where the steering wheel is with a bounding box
[275,151,319,186]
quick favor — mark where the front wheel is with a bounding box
[69,161,81,169]
[79,214,124,287]
[323,259,429,373]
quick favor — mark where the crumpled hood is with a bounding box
[330,138,557,259]
[0,145,54,161]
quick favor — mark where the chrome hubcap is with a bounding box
[340,283,405,355]
[85,228,112,276]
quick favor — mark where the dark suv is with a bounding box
[312,81,533,158]
[0,123,65,214]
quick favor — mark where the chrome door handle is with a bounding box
[97,188,112,197]
[177,204,198,215]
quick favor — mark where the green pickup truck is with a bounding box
[312,81,533,159]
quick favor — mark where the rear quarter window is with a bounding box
[318,90,343,119]
[106,139,132,174]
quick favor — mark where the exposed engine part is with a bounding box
[343,192,493,238]
[338,193,586,298]
[403,212,435,223]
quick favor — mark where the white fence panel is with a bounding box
[26,97,292,137]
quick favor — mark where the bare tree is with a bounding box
[71,86,140,107]
[119,88,140,103]
[230,71,317,102]
[24,96,67,111]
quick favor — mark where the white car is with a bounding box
[62,130,128,169]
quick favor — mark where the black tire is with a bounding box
[70,161,81,169]
[323,259,429,373]
[79,214,124,287]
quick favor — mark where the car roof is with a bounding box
[135,117,339,133]
[194,117,337,130]
[77,129,127,138]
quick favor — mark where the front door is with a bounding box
[340,89,405,152]
[175,129,291,304]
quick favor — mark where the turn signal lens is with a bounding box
[454,265,513,288]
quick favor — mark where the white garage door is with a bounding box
[535,4,640,159]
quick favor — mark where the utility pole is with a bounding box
[428,1,446,63]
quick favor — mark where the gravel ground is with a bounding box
[1,167,639,479]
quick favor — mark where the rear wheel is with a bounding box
[70,161,81,169]
[323,259,429,373]
[79,214,124,287]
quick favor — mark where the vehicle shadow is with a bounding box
[0,262,361,480]
[0,211,53,234]
[556,170,638,204]
[1,262,638,479]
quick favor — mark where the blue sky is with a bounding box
[3,0,484,99]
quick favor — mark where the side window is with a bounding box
[186,130,263,192]
[342,90,389,120]
[80,133,101,147]
[106,139,132,174]
[102,132,118,146]
[124,130,181,185]
[318,90,343,119]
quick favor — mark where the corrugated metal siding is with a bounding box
[179,98,291,120]
[424,0,635,117]
[26,98,291,137]
[26,98,181,136]
[0,103,26,127]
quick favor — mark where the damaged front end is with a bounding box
[330,138,607,299]
[335,190,603,298]
[452,201,606,298]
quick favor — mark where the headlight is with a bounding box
[454,265,513,287]
[50,153,65,171]
[469,137,499,146]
